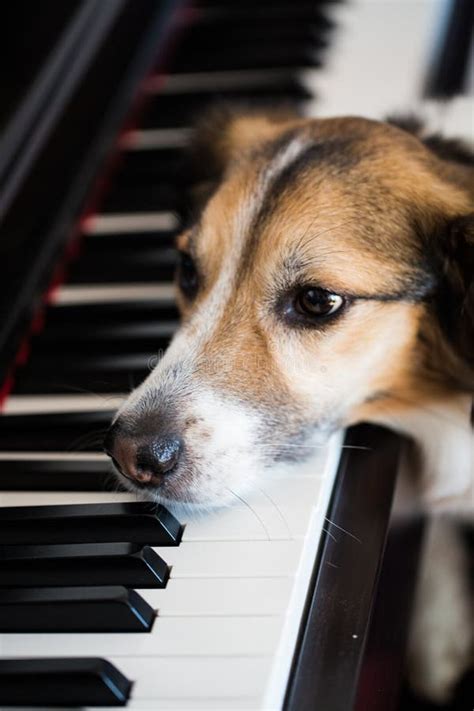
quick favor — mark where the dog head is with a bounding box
[106,109,473,508]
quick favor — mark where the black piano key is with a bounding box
[67,246,177,284]
[192,1,331,14]
[0,458,120,491]
[0,542,169,588]
[182,4,333,24]
[29,338,169,362]
[0,501,183,546]
[84,229,177,251]
[0,657,131,706]
[141,80,312,129]
[12,353,152,395]
[43,299,179,327]
[16,352,153,372]
[12,351,150,394]
[181,19,330,47]
[101,182,183,213]
[424,0,473,98]
[0,586,155,632]
[110,146,185,186]
[171,44,323,73]
[0,410,113,452]
[32,320,177,354]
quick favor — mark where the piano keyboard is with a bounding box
[0,437,342,709]
[0,0,465,707]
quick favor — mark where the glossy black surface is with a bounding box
[0,501,183,545]
[67,246,177,284]
[0,542,169,588]
[13,354,152,395]
[285,424,403,711]
[0,410,114,451]
[424,0,473,98]
[42,299,179,326]
[32,319,177,353]
[0,657,131,706]
[0,0,174,385]
[0,2,80,133]
[0,586,155,632]
[0,458,119,490]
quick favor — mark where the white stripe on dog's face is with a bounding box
[177,134,312,343]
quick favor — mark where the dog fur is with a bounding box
[111,109,473,507]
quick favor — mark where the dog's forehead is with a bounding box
[203,120,424,234]
[192,120,430,295]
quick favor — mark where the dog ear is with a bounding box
[432,213,474,380]
[185,105,300,209]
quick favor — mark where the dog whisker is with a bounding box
[325,517,362,543]
[258,443,371,450]
[258,487,293,539]
[322,527,338,543]
[226,487,271,541]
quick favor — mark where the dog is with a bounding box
[105,109,473,702]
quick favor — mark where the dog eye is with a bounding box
[177,251,199,299]
[295,287,344,318]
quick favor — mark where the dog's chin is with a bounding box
[113,434,334,515]
[116,469,260,514]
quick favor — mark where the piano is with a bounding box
[0,1,471,708]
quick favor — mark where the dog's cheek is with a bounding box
[273,303,424,422]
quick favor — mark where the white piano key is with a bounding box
[183,504,288,542]
[183,474,331,541]
[81,211,178,234]
[116,656,272,701]
[0,451,107,461]
[53,282,176,304]
[2,616,281,658]
[148,69,296,93]
[117,698,262,710]
[162,539,303,578]
[121,128,192,150]
[0,490,137,506]
[305,0,443,120]
[0,658,270,706]
[3,393,125,415]
[264,432,342,710]
[415,96,474,144]
[142,577,293,617]
[3,703,261,711]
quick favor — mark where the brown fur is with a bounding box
[183,108,474,424]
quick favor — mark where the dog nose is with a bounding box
[137,437,182,478]
[104,424,182,485]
